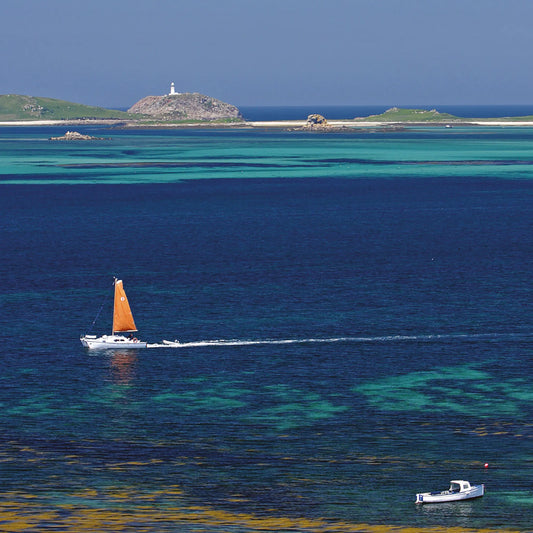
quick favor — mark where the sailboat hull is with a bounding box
[80,335,147,350]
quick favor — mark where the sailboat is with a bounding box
[80,278,148,349]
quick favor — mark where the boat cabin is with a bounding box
[450,480,472,493]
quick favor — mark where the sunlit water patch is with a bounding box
[353,364,533,418]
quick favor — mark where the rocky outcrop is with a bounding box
[307,114,328,125]
[127,93,242,121]
[301,114,330,130]
[49,131,107,141]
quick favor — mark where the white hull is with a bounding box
[80,334,147,350]
[416,482,484,504]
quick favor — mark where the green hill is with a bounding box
[358,107,459,122]
[0,94,131,121]
[355,107,533,123]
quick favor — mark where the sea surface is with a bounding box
[1,112,532,532]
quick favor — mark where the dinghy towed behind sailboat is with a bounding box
[80,278,147,349]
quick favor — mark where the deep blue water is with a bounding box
[0,124,532,531]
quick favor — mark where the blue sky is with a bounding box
[2,0,533,108]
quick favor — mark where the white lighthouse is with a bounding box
[169,82,177,95]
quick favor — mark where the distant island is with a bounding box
[2,87,533,128]
[246,107,533,129]
[128,92,242,122]
[356,107,458,123]
[0,84,243,125]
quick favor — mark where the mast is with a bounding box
[112,277,117,335]
[111,276,117,336]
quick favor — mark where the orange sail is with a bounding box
[112,279,138,333]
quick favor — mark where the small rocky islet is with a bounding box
[49,130,108,141]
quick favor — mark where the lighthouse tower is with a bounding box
[169,82,177,95]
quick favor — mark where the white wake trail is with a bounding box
[146,331,532,349]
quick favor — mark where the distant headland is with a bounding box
[0,83,243,125]
[2,85,533,129]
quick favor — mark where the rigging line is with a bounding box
[86,288,111,334]
[86,300,106,334]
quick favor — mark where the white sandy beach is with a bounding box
[3,119,533,128]
[0,120,67,126]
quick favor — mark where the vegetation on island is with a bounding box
[0,94,132,121]
[353,107,533,123]
[356,107,459,122]
[137,117,244,126]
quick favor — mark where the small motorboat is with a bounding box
[415,480,484,504]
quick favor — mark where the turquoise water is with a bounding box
[2,126,533,184]
[0,124,532,531]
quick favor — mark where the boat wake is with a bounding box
[146,331,532,349]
